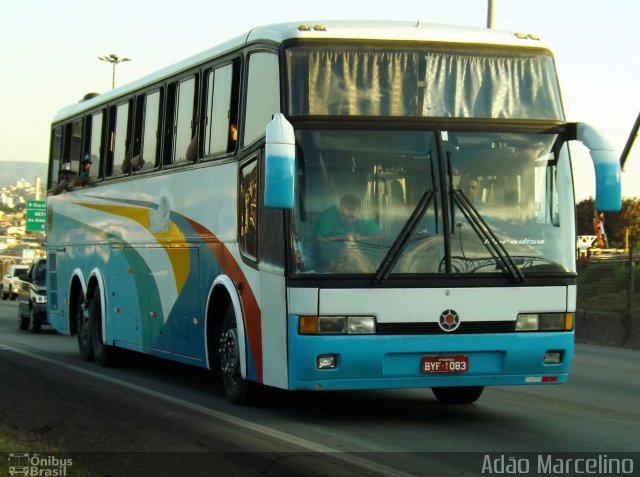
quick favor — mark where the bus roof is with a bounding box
[53,20,549,123]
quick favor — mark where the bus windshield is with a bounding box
[289,129,575,277]
[286,44,564,120]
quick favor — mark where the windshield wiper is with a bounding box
[453,190,525,282]
[374,189,436,284]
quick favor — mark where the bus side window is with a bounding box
[203,59,240,157]
[172,76,198,163]
[64,119,83,176]
[140,89,162,170]
[244,52,280,148]
[106,101,132,177]
[127,94,145,173]
[49,126,63,190]
[88,111,104,181]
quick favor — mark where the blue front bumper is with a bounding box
[287,316,573,391]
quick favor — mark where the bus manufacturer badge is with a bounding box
[439,309,460,332]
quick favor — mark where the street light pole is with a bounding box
[98,53,131,89]
[487,0,495,28]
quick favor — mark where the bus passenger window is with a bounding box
[244,52,280,148]
[65,119,83,175]
[204,60,240,157]
[88,111,103,181]
[49,127,63,189]
[141,90,161,170]
[107,102,130,176]
[173,76,197,163]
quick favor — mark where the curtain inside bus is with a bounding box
[422,51,563,120]
[286,45,564,120]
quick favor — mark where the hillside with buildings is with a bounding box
[0,161,47,188]
[0,175,46,273]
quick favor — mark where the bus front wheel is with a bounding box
[432,386,484,404]
[218,307,267,406]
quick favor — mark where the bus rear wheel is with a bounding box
[89,288,115,367]
[75,292,93,361]
[218,307,267,406]
[432,386,484,404]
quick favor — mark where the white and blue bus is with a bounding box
[46,21,621,405]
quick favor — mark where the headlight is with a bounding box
[299,316,377,335]
[35,294,47,304]
[318,316,346,334]
[516,313,573,331]
[347,316,376,334]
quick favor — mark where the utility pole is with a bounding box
[619,111,640,172]
[98,53,131,89]
[487,0,495,28]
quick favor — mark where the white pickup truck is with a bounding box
[2,264,29,300]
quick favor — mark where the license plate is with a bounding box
[421,355,468,373]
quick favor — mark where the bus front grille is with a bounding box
[376,321,516,334]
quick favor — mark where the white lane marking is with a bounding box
[0,343,416,477]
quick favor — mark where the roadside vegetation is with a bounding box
[0,422,93,477]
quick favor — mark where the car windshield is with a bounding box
[35,262,46,281]
[289,129,575,278]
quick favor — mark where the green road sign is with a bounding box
[25,200,46,232]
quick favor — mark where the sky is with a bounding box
[1,0,638,201]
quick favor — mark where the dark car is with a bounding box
[18,259,48,333]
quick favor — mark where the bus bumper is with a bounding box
[287,316,573,391]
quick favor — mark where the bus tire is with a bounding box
[89,287,115,367]
[75,292,93,362]
[432,386,484,404]
[219,307,267,406]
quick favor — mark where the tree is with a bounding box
[576,198,640,249]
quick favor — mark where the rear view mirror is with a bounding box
[264,113,295,209]
[573,122,622,212]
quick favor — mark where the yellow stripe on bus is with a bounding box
[75,202,190,294]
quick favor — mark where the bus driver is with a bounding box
[314,194,383,272]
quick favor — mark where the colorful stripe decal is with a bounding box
[184,217,263,383]
[70,197,263,383]
[75,202,190,295]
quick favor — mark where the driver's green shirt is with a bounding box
[315,206,382,238]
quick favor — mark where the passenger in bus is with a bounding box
[74,154,93,186]
[121,146,143,173]
[186,135,198,162]
[315,194,383,272]
[51,162,76,195]
[460,176,484,207]
[228,124,238,152]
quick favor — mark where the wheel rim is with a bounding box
[219,328,241,385]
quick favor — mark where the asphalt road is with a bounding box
[0,300,638,476]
